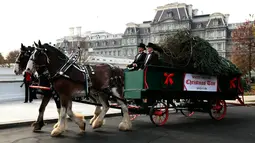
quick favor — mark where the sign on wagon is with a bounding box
[183,73,218,92]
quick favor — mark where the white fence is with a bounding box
[85,56,133,69]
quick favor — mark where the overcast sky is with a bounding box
[0,0,254,57]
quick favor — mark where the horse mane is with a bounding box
[42,43,68,61]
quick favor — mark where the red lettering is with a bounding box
[207,81,216,86]
[186,79,206,85]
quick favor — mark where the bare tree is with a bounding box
[231,14,255,80]
[5,50,19,67]
[0,53,5,66]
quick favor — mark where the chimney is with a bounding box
[224,14,230,24]
[76,26,82,36]
[192,9,198,16]
[69,27,74,36]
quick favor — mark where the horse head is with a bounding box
[25,40,67,77]
[13,43,35,75]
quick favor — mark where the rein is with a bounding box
[32,48,83,82]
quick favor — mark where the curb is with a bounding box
[0,113,121,130]
[226,102,255,106]
[0,80,23,83]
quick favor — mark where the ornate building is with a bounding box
[56,2,242,60]
[122,3,238,59]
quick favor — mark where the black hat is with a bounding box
[137,43,146,49]
[146,42,154,48]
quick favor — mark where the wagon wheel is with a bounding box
[121,109,139,121]
[181,110,195,117]
[149,101,169,126]
[209,100,227,121]
[129,112,138,121]
[180,99,195,117]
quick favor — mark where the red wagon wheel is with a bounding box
[121,105,139,121]
[149,101,169,126]
[180,99,194,117]
[209,100,227,120]
[129,112,139,121]
[181,110,195,117]
[128,105,140,121]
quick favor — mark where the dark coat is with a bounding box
[127,52,147,70]
[142,51,159,69]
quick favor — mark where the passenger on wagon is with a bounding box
[142,42,159,69]
[127,43,147,71]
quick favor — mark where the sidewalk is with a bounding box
[0,100,120,128]
[226,95,255,105]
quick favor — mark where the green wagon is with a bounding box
[124,65,243,126]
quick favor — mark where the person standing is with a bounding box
[23,72,34,103]
[127,43,147,71]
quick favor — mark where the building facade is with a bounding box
[56,2,242,60]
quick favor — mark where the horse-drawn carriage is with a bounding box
[15,40,244,137]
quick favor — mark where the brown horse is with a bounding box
[14,44,68,131]
[25,40,132,137]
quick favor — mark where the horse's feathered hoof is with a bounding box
[118,121,132,131]
[53,119,68,130]
[31,121,46,132]
[92,120,104,129]
[51,128,64,137]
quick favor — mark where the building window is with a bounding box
[197,23,202,28]
[167,11,173,18]
[112,41,116,45]
[101,51,103,54]
[109,51,112,55]
[95,42,99,46]
[113,51,116,56]
[141,39,143,43]
[147,28,150,33]
[212,19,219,26]
[217,31,224,38]
[118,50,121,56]
[217,43,222,51]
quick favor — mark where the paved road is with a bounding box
[1,106,255,143]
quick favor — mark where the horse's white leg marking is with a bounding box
[51,107,67,136]
[89,94,102,125]
[66,100,86,132]
[90,105,102,125]
[53,109,61,129]
[92,94,109,129]
[53,109,68,130]
[112,87,132,131]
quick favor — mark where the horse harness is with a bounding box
[36,50,125,102]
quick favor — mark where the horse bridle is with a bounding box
[29,48,50,69]
[15,50,31,64]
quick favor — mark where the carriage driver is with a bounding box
[127,43,147,70]
[143,42,159,69]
